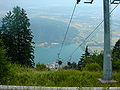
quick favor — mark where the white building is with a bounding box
[46,62,66,70]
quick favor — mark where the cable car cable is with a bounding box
[66,3,120,59]
[57,2,78,57]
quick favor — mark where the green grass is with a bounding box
[8,65,120,87]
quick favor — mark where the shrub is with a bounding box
[0,39,13,84]
[36,63,48,71]
[83,63,102,72]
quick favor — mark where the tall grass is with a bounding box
[9,64,120,87]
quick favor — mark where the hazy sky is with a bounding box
[0,0,103,23]
[0,0,102,14]
[0,0,120,21]
[0,0,102,9]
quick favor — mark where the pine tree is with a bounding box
[0,6,34,67]
[112,39,120,59]
[85,46,90,58]
[112,39,120,71]
[78,46,90,70]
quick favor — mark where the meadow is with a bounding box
[8,64,120,87]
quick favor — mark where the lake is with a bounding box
[34,43,83,64]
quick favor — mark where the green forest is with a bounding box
[0,6,120,87]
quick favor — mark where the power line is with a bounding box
[66,3,120,59]
[57,2,78,57]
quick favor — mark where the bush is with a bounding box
[36,63,48,71]
[112,59,120,71]
[83,63,102,72]
[0,39,13,84]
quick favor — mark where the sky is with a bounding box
[0,0,103,16]
[0,0,104,28]
[0,0,119,18]
[0,0,102,9]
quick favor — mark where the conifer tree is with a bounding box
[85,46,90,58]
[78,46,90,70]
[112,39,120,59]
[112,39,120,71]
[0,6,34,67]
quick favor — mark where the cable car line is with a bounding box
[65,3,120,60]
[110,2,120,14]
[57,2,78,58]
[56,1,119,64]
[72,20,103,56]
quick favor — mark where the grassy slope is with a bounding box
[9,65,120,87]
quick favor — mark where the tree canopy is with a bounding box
[112,39,120,71]
[0,6,34,67]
